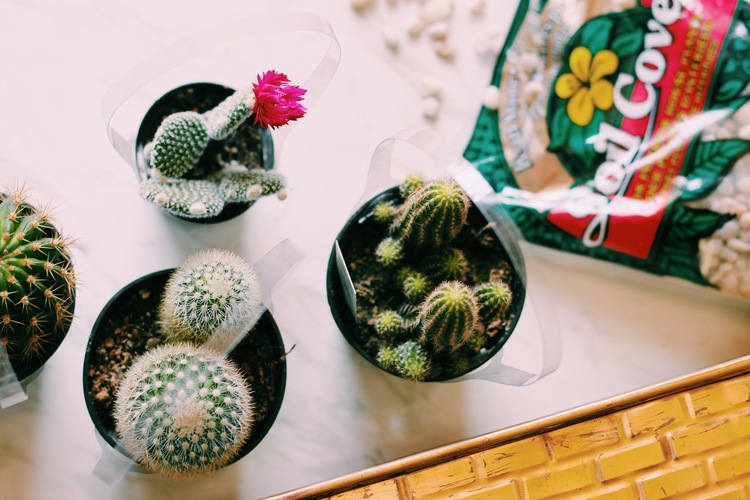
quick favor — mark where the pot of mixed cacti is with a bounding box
[0,189,76,393]
[83,249,286,479]
[135,71,305,223]
[327,175,525,382]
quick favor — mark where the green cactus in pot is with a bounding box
[0,190,76,381]
[418,281,479,353]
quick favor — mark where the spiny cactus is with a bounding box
[218,168,287,203]
[0,191,75,380]
[392,341,430,381]
[373,310,403,339]
[399,174,425,199]
[421,248,469,281]
[139,179,225,219]
[392,178,469,251]
[149,70,305,179]
[418,281,478,353]
[372,201,397,224]
[474,281,513,322]
[400,270,432,303]
[113,343,253,480]
[159,249,262,352]
[374,237,403,267]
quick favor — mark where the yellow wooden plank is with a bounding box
[545,415,621,460]
[522,460,598,500]
[326,480,400,500]
[637,463,707,499]
[668,418,734,458]
[713,449,750,482]
[480,436,549,478]
[406,458,477,497]
[625,396,691,438]
[596,438,665,481]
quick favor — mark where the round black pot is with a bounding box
[135,82,275,224]
[82,269,287,473]
[326,186,526,382]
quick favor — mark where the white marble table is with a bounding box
[1,1,748,499]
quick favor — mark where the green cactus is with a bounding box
[418,281,478,353]
[203,88,254,140]
[0,191,75,380]
[373,310,403,339]
[391,341,430,381]
[150,112,210,179]
[421,247,469,281]
[159,249,262,351]
[474,281,513,322]
[400,270,432,303]
[374,237,403,267]
[399,174,425,199]
[376,345,398,371]
[392,178,470,251]
[218,168,287,203]
[139,179,225,219]
[113,343,253,480]
[372,201,397,224]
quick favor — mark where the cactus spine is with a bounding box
[0,191,75,379]
[474,281,513,322]
[392,178,469,251]
[150,112,211,179]
[139,179,225,219]
[114,343,253,480]
[392,341,430,381]
[373,310,403,339]
[418,281,478,353]
[374,237,403,267]
[421,248,469,281]
[159,249,262,352]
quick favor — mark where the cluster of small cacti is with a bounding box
[115,249,263,479]
[0,190,76,381]
[113,343,253,480]
[362,176,514,381]
[139,70,305,220]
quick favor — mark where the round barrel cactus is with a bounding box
[0,191,75,380]
[114,343,253,479]
[418,281,478,353]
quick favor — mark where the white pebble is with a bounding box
[739,211,750,229]
[482,85,501,110]
[720,273,740,293]
[469,0,486,16]
[387,0,398,5]
[719,220,740,239]
[721,246,740,261]
[739,124,750,141]
[426,21,449,40]
[716,178,736,197]
[421,96,441,120]
[420,0,453,24]
[734,103,750,123]
[727,238,750,253]
[383,24,401,52]
[434,38,456,60]
[737,176,750,194]
[406,16,425,38]
[520,52,541,75]
[351,0,376,13]
[419,76,443,97]
[474,34,493,57]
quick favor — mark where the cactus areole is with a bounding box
[0,192,76,382]
[327,181,525,382]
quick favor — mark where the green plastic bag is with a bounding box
[465,0,750,298]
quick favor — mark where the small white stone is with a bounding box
[426,21,449,40]
[715,177,736,197]
[720,273,740,293]
[469,0,486,16]
[406,16,425,38]
[277,189,288,201]
[387,0,398,5]
[520,52,541,75]
[421,96,441,120]
[737,176,750,194]
[720,246,740,262]
[383,24,401,52]
[739,124,750,141]
[434,38,456,60]
[719,220,740,239]
[734,103,750,124]
[727,238,750,253]
[739,211,750,229]
[419,76,443,97]
[351,0,375,13]
[420,0,453,24]
[482,85,501,110]
[474,34,493,57]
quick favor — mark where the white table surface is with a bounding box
[1,1,749,499]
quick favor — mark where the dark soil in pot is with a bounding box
[327,186,526,382]
[135,82,274,224]
[82,269,286,466]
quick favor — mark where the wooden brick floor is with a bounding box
[269,355,750,500]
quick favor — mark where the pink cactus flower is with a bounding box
[251,70,307,129]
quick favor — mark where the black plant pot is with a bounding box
[135,82,275,224]
[82,269,286,474]
[327,186,526,382]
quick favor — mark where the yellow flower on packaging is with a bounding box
[554,47,618,126]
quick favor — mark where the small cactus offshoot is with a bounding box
[139,179,225,220]
[0,190,75,380]
[374,237,403,267]
[113,343,253,480]
[392,341,430,381]
[421,247,469,281]
[159,249,262,351]
[373,310,403,339]
[475,281,513,322]
[372,201,397,224]
[400,270,432,303]
[418,281,479,353]
[399,174,425,199]
[392,178,469,251]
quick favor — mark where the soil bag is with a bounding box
[464,0,750,298]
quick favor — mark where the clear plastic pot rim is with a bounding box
[100,11,341,178]
[90,238,302,486]
[0,343,27,409]
[336,127,562,385]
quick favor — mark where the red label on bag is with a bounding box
[546,0,739,259]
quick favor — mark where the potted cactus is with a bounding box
[0,189,76,391]
[83,249,286,479]
[135,70,306,223]
[327,176,524,382]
